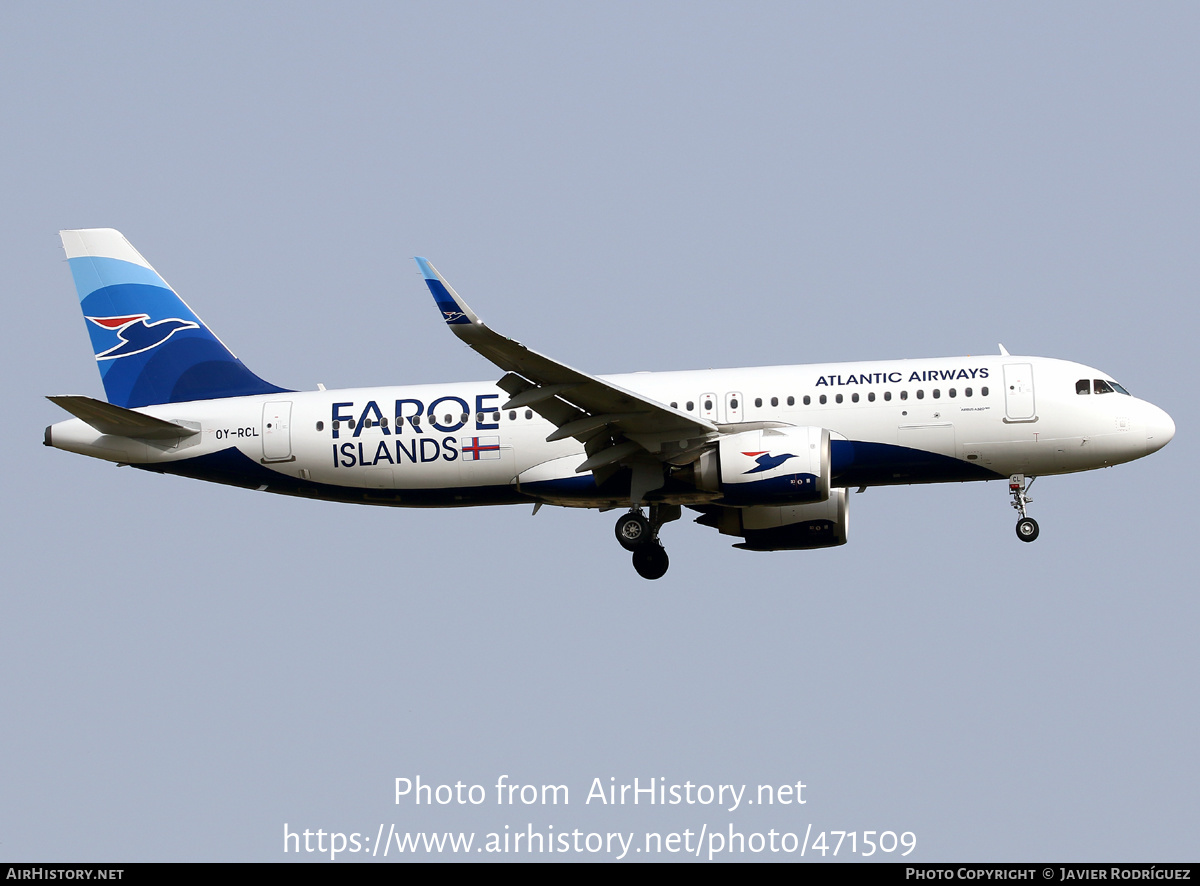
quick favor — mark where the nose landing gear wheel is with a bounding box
[1015,517,1040,542]
[615,512,651,551]
[1008,474,1040,543]
[632,543,669,580]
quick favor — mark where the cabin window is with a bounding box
[730,398,739,410]
[787,396,795,406]
[916,390,925,399]
[981,386,989,396]
[932,389,940,399]
[965,387,973,397]
[754,397,762,408]
[704,399,713,411]
[851,393,859,403]
[900,391,908,401]
[381,417,389,427]
[802,395,809,406]
[819,394,827,405]
[525,410,533,419]
[332,420,340,430]
[1076,379,1091,395]
[670,401,678,409]
[686,401,694,411]
[884,391,892,401]
[868,392,875,402]
[771,396,779,407]
[316,421,324,431]
[347,418,356,428]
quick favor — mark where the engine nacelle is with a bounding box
[734,489,850,551]
[695,426,831,506]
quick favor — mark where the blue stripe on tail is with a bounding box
[67,254,289,408]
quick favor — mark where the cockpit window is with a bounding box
[1093,379,1115,395]
[1110,381,1131,396]
[1076,379,1090,395]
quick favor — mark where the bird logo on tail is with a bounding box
[86,314,200,360]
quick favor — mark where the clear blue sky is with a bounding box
[2,1,1196,861]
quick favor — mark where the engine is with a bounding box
[686,426,849,550]
[694,426,831,505]
[735,490,850,550]
[692,489,851,551]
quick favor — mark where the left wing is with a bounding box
[415,258,719,486]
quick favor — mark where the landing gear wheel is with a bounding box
[1016,517,1040,543]
[632,543,669,580]
[615,512,651,551]
[1008,474,1040,543]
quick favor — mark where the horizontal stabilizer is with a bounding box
[46,395,199,439]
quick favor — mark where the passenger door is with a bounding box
[1003,363,1036,421]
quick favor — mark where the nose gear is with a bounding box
[1009,474,1039,542]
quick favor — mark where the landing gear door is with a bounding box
[1003,363,1036,422]
[262,401,294,462]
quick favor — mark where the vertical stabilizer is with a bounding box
[61,229,289,408]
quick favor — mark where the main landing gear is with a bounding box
[615,505,677,580]
[1009,473,1039,542]
[615,511,651,550]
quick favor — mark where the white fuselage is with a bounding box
[47,354,1174,508]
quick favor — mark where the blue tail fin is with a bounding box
[60,229,289,408]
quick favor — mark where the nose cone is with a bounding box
[1145,404,1175,455]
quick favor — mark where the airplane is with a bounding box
[44,228,1175,579]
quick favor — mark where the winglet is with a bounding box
[415,258,482,328]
